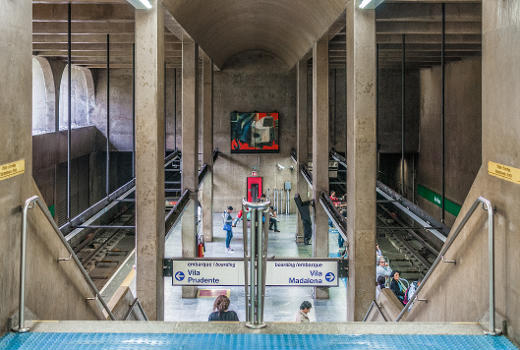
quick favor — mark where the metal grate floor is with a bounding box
[0,332,517,350]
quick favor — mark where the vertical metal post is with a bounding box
[67,2,72,221]
[249,209,256,324]
[242,205,249,322]
[332,68,336,148]
[401,34,406,195]
[106,34,110,196]
[257,209,263,324]
[487,202,495,334]
[441,3,446,223]
[173,68,177,151]
[164,63,167,156]
[132,43,136,178]
[376,43,380,176]
[15,200,33,333]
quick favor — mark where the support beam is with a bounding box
[135,0,165,320]
[201,53,214,242]
[312,35,329,299]
[296,58,309,243]
[181,40,199,298]
[346,1,377,321]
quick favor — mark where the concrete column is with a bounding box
[181,40,199,298]
[312,35,329,299]
[345,1,377,321]
[201,54,214,242]
[134,0,165,320]
[296,59,309,243]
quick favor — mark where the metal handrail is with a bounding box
[14,195,116,332]
[363,300,388,322]
[124,297,149,321]
[395,196,496,335]
[319,191,348,243]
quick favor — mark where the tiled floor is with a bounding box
[164,213,347,322]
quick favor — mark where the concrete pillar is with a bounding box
[296,59,309,243]
[0,0,32,332]
[201,54,214,242]
[345,1,377,321]
[134,0,165,320]
[312,35,329,299]
[181,40,199,298]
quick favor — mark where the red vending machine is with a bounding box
[247,177,263,202]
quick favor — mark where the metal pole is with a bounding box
[441,3,446,223]
[132,43,136,178]
[376,43,380,176]
[401,33,406,196]
[487,201,495,334]
[173,68,177,151]
[15,199,33,332]
[67,2,72,221]
[164,63,167,156]
[333,68,336,147]
[257,208,263,324]
[106,34,110,196]
[249,209,256,324]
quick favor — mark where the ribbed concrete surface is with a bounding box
[1,322,517,350]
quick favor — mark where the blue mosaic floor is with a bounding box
[0,332,517,350]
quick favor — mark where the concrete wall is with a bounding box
[404,3,519,344]
[1,2,104,334]
[416,58,482,226]
[213,50,297,212]
[330,68,346,153]
[93,68,181,152]
[378,69,420,155]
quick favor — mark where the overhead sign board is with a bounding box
[171,259,338,287]
[266,260,338,287]
[172,260,244,286]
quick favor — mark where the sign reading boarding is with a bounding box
[266,261,338,287]
[172,260,244,286]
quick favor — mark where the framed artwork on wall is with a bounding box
[230,112,279,153]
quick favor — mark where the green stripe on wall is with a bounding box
[417,184,461,217]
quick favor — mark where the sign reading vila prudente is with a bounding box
[488,161,520,184]
[171,259,338,287]
[0,159,25,181]
[172,260,245,286]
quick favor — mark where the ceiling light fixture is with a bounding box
[127,0,152,10]
[358,0,384,9]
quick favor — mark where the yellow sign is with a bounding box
[488,161,520,184]
[0,159,25,181]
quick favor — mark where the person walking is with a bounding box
[296,301,312,323]
[223,206,235,254]
[208,295,239,321]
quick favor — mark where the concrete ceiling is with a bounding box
[31,0,481,70]
[163,0,346,68]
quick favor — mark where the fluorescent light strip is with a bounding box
[359,0,372,8]
[127,0,152,10]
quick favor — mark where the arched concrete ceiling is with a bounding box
[164,0,346,68]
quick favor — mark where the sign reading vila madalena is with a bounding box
[171,259,338,287]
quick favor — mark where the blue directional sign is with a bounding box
[325,272,335,282]
[174,271,185,281]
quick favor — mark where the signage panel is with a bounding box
[170,259,339,287]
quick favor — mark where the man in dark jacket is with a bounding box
[294,193,313,245]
